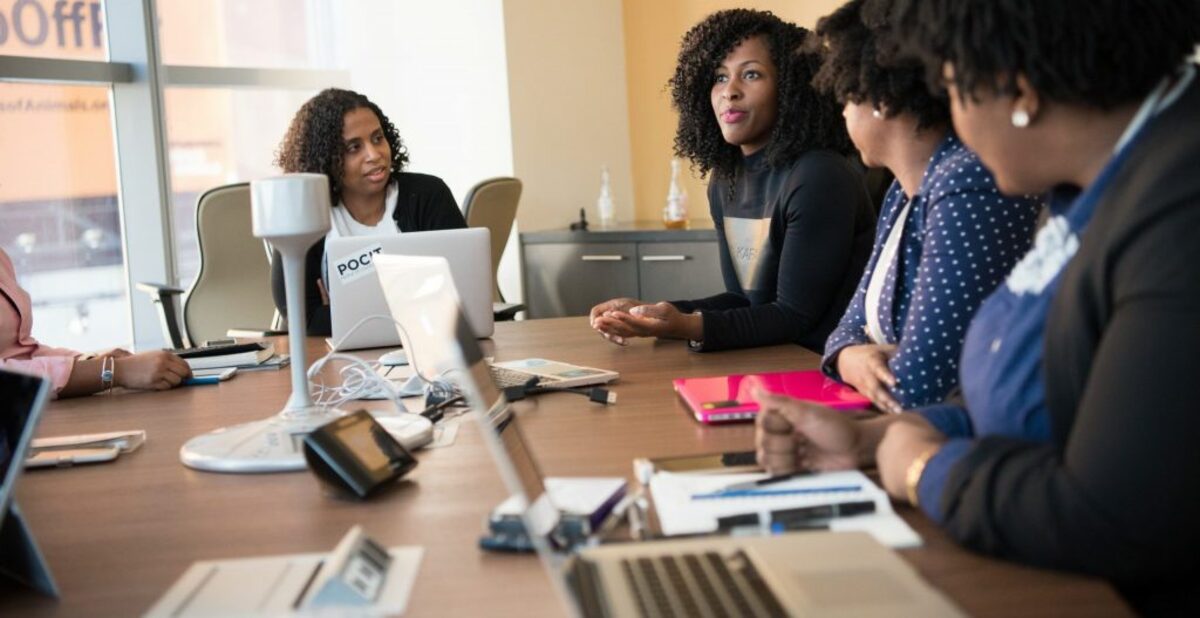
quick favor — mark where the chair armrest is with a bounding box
[493,302,526,322]
[226,328,288,338]
[135,282,185,300]
[136,282,188,349]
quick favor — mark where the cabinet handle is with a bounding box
[580,255,626,261]
[641,255,688,262]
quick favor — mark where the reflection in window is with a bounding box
[157,0,335,70]
[0,0,108,61]
[0,82,129,350]
[164,88,314,287]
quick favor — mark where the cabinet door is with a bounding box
[523,243,638,318]
[637,241,725,302]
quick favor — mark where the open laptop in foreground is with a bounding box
[372,254,617,390]
[0,370,57,597]
[376,259,962,617]
[325,228,495,350]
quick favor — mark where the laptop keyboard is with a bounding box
[489,365,554,389]
[615,550,787,618]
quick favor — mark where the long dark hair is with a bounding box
[669,9,852,181]
[275,88,409,206]
[810,0,949,130]
[886,0,1200,108]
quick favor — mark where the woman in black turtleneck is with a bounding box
[589,9,874,352]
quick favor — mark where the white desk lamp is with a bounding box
[180,174,347,473]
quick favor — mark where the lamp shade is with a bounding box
[251,173,332,243]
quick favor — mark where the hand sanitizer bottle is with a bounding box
[597,165,616,228]
[663,158,689,229]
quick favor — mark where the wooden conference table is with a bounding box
[3,318,1131,617]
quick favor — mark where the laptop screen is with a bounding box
[449,302,549,511]
[373,254,557,531]
[0,370,50,518]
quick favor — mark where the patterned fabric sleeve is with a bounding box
[886,157,1040,407]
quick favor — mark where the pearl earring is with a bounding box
[872,108,883,119]
[1011,108,1030,128]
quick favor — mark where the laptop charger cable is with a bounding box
[503,380,617,405]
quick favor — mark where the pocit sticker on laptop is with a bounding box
[332,243,384,285]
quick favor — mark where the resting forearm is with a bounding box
[856,414,900,468]
[58,357,102,398]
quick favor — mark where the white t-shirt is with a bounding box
[327,181,400,240]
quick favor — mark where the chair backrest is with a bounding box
[462,177,522,302]
[181,183,278,344]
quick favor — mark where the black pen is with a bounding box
[716,500,876,532]
[718,471,811,493]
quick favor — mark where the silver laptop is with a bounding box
[373,254,617,390]
[324,228,495,350]
[439,317,964,617]
[0,370,58,597]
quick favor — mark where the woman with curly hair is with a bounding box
[757,0,1200,610]
[813,0,1040,412]
[269,88,465,335]
[590,9,875,352]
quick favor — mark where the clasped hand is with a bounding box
[753,386,947,504]
[588,297,702,345]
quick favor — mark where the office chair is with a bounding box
[139,183,284,349]
[462,177,525,321]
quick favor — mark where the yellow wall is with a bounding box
[621,0,845,222]
[503,0,636,233]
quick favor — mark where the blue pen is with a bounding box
[691,485,862,500]
[184,375,222,386]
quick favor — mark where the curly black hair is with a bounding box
[810,0,948,130]
[669,9,852,181]
[886,0,1200,109]
[275,88,409,206]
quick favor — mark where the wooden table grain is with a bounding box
[1,317,1131,616]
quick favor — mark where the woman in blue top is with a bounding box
[757,0,1200,611]
[811,0,1040,412]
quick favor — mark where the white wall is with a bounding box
[336,0,521,299]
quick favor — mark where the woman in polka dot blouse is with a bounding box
[810,0,1041,412]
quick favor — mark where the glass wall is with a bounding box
[0,1,127,350]
[1,0,514,349]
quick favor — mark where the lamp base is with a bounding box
[179,408,433,473]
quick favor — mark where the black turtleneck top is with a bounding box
[671,149,875,352]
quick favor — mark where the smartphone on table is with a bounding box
[184,367,238,385]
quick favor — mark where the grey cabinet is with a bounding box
[522,242,638,318]
[521,223,724,318]
[636,241,725,303]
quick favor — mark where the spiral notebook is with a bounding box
[649,469,921,548]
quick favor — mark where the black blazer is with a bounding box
[269,172,466,336]
[938,77,1200,614]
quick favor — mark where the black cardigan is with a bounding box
[270,172,466,336]
[670,150,875,352]
[937,77,1200,614]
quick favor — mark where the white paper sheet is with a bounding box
[650,469,921,548]
[145,547,423,617]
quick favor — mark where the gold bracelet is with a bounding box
[905,445,942,507]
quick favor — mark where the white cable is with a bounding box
[305,314,461,413]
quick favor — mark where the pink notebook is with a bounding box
[673,370,871,424]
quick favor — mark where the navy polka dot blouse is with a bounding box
[821,133,1042,408]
